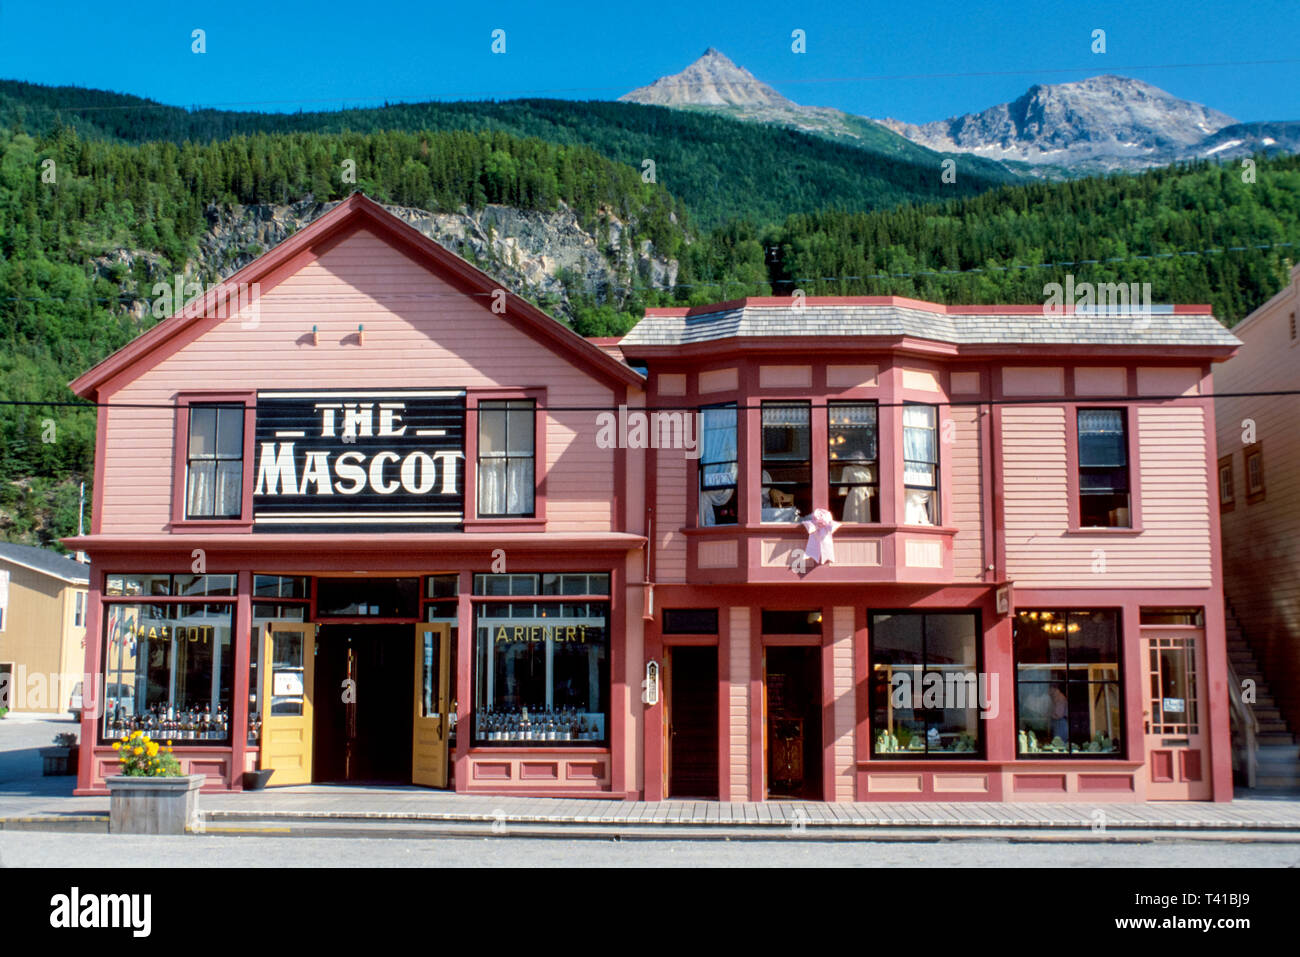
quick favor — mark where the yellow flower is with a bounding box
[147,743,159,756]
[166,740,173,747]
[111,742,121,751]
[133,747,144,755]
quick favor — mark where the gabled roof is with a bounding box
[619,296,1241,353]
[0,542,90,585]
[69,193,644,398]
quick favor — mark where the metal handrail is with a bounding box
[1225,656,1259,789]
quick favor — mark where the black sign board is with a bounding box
[252,389,466,533]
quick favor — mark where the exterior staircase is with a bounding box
[1226,602,1299,788]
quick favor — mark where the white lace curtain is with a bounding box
[479,458,534,515]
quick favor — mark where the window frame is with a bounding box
[759,400,812,524]
[1065,403,1143,533]
[171,392,255,530]
[1217,454,1234,512]
[902,402,940,526]
[1244,443,1265,504]
[1075,407,1131,528]
[98,587,238,747]
[867,610,984,759]
[697,402,739,527]
[470,571,612,749]
[827,400,879,524]
[465,388,545,529]
[1012,608,1125,759]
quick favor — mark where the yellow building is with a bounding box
[0,543,90,716]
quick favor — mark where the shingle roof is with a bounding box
[619,299,1241,349]
[0,542,90,584]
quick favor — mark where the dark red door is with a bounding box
[668,646,719,799]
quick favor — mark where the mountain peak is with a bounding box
[880,74,1238,170]
[619,48,795,108]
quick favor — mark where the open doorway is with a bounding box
[765,646,823,800]
[313,624,414,783]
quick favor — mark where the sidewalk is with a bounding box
[6,717,1300,840]
[4,783,1300,840]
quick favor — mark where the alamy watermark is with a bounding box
[595,405,700,458]
[890,669,999,719]
[1042,274,1153,316]
[151,276,262,327]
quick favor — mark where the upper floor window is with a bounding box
[1217,456,1234,510]
[1244,444,1265,504]
[698,404,738,526]
[902,404,938,525]
[478,400,535,518]
[761,402,810,523]
[828,402,878,523]
[185,405,244,519]
[1077,409,1130,527]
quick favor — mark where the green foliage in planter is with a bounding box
[112,730,183,777]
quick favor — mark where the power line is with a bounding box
[3,391,1298,414]
[2,241,1294,307]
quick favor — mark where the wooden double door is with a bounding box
[258,622,451,787]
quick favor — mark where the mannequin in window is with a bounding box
[840,464,874,523]
[905,489,934,525]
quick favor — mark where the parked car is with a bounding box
[69,681,83,721]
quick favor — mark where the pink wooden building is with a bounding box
[68,194,1240,801]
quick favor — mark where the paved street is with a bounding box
[3,830,1299,867]
[5,714,1300,866]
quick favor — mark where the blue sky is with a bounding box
[1,0,1295,122]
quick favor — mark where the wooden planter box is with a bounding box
[40,746,79,776]
[107,775,205,835]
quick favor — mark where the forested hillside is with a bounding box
[1,81,1297,549]
[0,81,1017,229]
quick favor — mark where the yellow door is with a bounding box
[259,622,315,786]
[412,622,451,787]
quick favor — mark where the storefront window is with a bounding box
[870,612,980,755]
[101,601,234,743]
[1014,610,1122,756]
[473,599,609,746]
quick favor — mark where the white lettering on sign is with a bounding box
[254,401,465,498]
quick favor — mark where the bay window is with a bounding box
[761,402,811,522]
[903,404,938,525]
[698,404,738,526]
[828,401,878,523]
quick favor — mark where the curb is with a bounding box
[0,815,109,833]
[190,819,1300,843]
